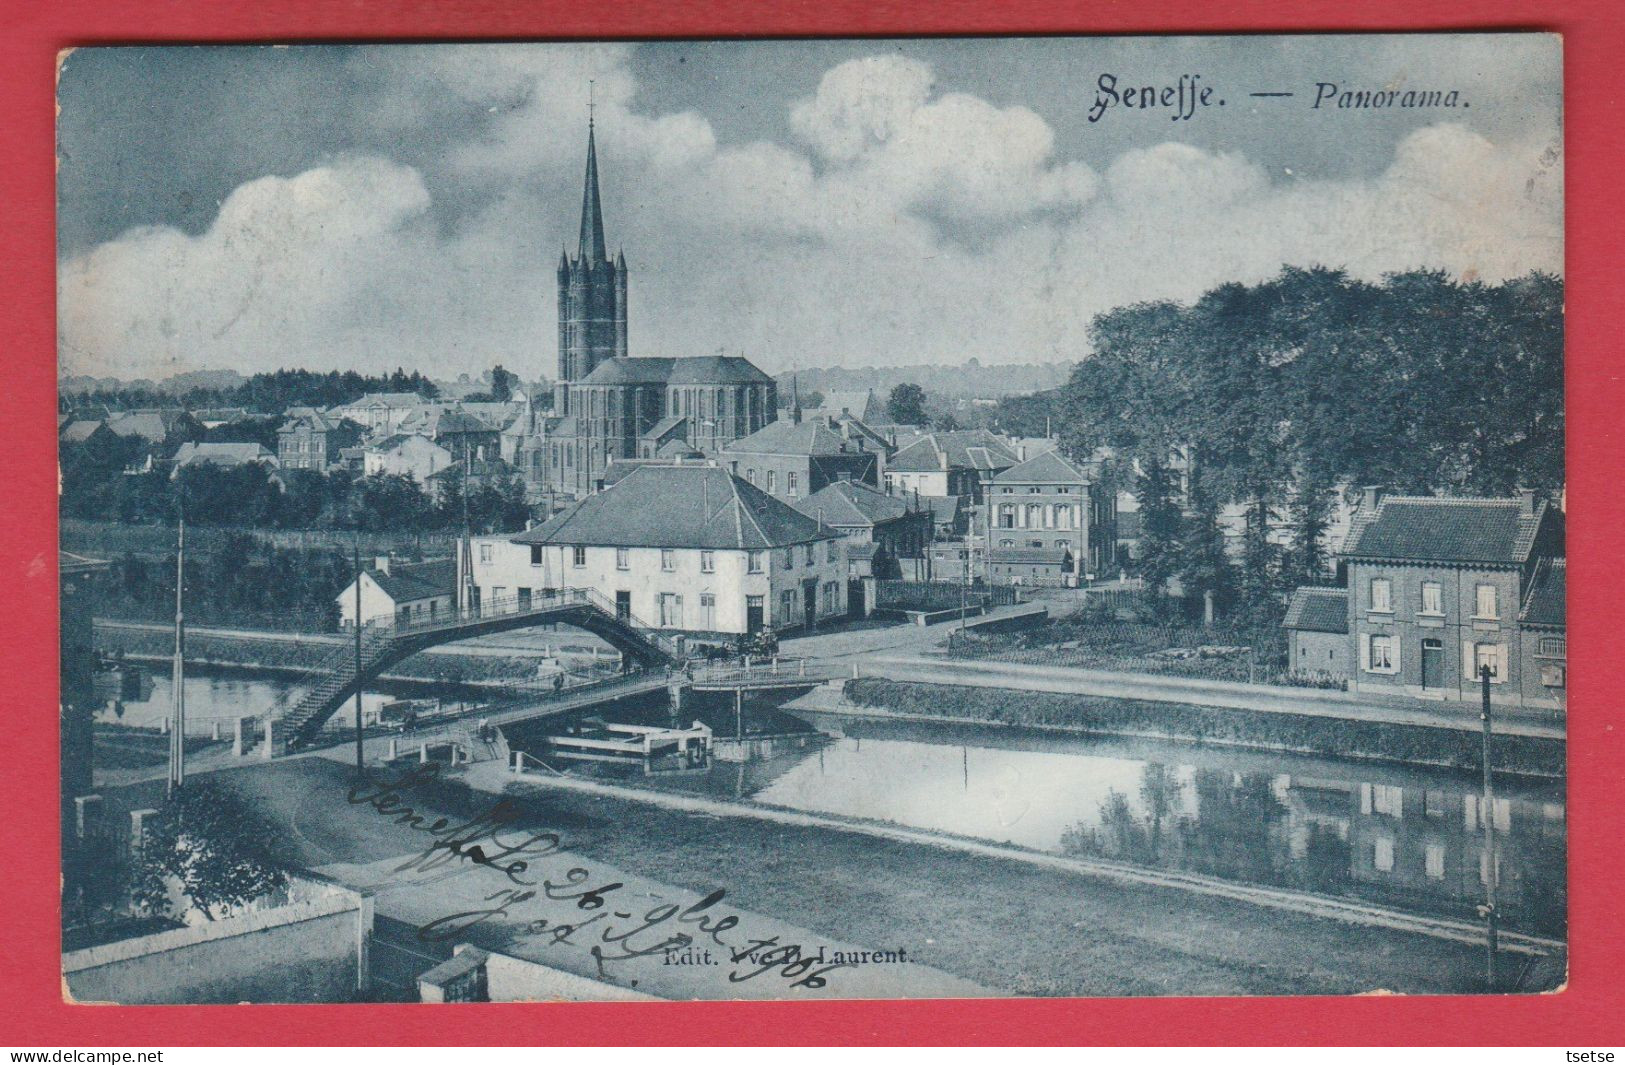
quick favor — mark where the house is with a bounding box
[985,449,1116,582]
[1289,489,1565,709]
[431,407,504,462]
[170,441,278,472]
[328,392,434,436]
[792,479,933,580]
[335,557,456,629]
[1283,586,1351,680]
[423,456,523,506]
[58,418,119,451]
[277,407,362,471]
[720,413,885,503]
[807,389,885,425]
[882,430,1018,504]
[466,463,847,637]
[362,434,454,485]
[191,406,253,429]
[105,408,204,447]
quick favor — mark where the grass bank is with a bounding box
[843,678,1565,779]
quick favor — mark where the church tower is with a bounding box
[555,118,628,416]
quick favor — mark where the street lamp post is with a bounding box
[1479,662,1500,992]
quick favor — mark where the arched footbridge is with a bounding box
[265,589,682,753]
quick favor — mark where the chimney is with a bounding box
[1518,488,1538,517]
[374,555,391,575]
[1360,485,1385,513]
[938,445,949,472]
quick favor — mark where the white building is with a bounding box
[463,464,847,637]
[363,434,453,485]
[335,558,455,629]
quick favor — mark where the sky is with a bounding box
[55,35,1563,383]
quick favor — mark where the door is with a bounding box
[847,579,865,617]
[746,595,764,634]
[615,590,631,622]
[1422,638,1444,690]
[803,580,817,630]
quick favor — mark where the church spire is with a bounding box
[578,114,608,264]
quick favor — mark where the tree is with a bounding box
[133,779,291,920]
[887,383,929,426]
[489,365,518,402]
[1134,458,1184,611]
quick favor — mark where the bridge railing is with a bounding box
[686,656,838,687]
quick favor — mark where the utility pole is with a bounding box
[167,513,186,796]
[354,537,364,779]
[1480,663,1500,991]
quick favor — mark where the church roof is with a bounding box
[577,355,773,388]
[511,464,838,551]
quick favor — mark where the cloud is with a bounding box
[58,49,1563,384]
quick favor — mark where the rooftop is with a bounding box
[578,355,773,387]
[993,449,1095,485]
[725,416,877,457]
[1340,494,1561,566]
[512,464,838,551]
[888,430,1020,474]
[1283,586,1350,634]
[1520,558,1566,628]
[360,559,456,605]
[793,479,916,528]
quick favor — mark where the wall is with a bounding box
[468,536,847,635]
[63,881,371,1005]
[1290,629,1350,679]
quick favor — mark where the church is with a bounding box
[524,120,778,498]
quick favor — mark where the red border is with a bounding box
[5,0,1623,1047]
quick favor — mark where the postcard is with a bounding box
[56,34,1565,1003]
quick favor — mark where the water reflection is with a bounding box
[541,712,1565,938]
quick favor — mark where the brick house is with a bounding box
[1324,490,1565,709]
[985,449,1116,582]
[277,407,362,471]
[1283,586,1351,680]
[792,479,933,580]
[720,414,884,504]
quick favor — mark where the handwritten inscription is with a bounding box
[347,763,869,992]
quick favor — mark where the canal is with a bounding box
[106,669,1567,941]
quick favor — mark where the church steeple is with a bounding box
[578,119,608,264]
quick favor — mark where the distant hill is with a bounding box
[777,360,1076,401]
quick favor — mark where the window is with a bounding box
[1474,642,1501,680]
[1475,583,1499,619]
[767,470,777,493]
[1373,836,1395,873]
[1425,844,1446,880]
[661,549,676,572]
[1000,539,1015,548]
[479,543,493,564]
[1369,577,1392,613]
[788,472,798,496]
[700,550,715,573]
[1538,636,1566,657]
[699,593,716,630]
[658,593,684,628]
[530,545,543,566]
[827,540,837,563]
[747,551,764,574]
[616,547,630,570]
[1367,634,1395,673]
[782,548,794,570]
[1372,784,1404,818]
[1420,581,1443,615]
[572,546,586,568]
[747,468,756,486]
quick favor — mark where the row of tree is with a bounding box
[59,367,443,416]
[1063,268,1563,624]
[62,442,532,535]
